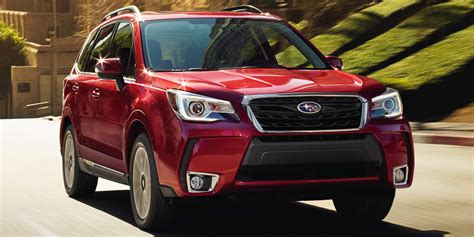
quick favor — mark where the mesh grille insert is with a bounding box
[249,96,363,131]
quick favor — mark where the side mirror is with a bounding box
[325,56,344,70]
[95,58,126,90]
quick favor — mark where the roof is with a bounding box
[117,11,281,22]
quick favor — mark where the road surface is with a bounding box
[1,118,473,236]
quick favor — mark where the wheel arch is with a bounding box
[124,110,154,173]
[60,106,75,150]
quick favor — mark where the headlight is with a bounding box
[167,89,239,122]
[371,88,403,119]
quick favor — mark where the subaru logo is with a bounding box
[297,101,321,114]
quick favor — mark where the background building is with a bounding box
[0,0,78,117]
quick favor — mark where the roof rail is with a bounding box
[222,5,264,14]
[102,5,141,22]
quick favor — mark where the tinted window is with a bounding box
[141,18,327,71]
[84,23,115,72]
[262,26,317,68]
[109,22,134,77]
[76,30,97,71]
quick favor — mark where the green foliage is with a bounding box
[289,20,309,32]
[272,21,312,67]
[275,0,422,66]
[268,20,309,47]
[0,21,26,68]
[369,25,474,90]
[275,44,312,68]
[341,1,473,75]
[313,0,421,55]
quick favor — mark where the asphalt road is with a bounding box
[1,118,473,237]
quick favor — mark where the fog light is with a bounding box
[393,165,408,185]
[395,169,405,182]
[190,175,204,190]
[187,172,219,193]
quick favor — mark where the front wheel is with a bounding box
[62,125,98,197]
[129,133,174,230]
[333,188,395,222]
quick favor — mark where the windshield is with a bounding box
[141,18,328,71]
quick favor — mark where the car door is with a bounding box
[76,22,116,166]
[92,21,134,172]
[71,29,98,154]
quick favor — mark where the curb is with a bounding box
[413,133,474,147]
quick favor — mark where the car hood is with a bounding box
[150,68,385,102]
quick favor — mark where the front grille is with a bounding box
[248,96,364,131]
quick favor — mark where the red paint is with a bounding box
[94,58,123,76]
[60,10,414,198]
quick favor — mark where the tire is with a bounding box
[62,125,98,197]
[129,133,174,230]
[333,188,395,222]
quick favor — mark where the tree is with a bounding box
[75,0,130,38]
[171,0,249,11]
[0,22,25,65]
[0,22,25,86]
[74,0,251,38]
[0,22,25,117]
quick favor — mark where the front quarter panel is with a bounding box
[60,74,80,148]
[123,82,179,185]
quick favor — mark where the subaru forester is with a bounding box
[60,5,414,230]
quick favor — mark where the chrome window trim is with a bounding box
[124,77,137,83]
[241,93,368,133]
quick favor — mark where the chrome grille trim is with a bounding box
[242,93,368,133]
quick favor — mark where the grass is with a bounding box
[311,0,422,55]
[290,20,309,32]
[341,1,473,75]
[369,25,474,90]
[275,0,423,67]
[269,20,309,47]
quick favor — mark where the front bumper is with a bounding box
[155,113,414,198]
[237,134,383,182]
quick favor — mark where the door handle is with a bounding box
[91,88,100,100]
[72,84,79,91]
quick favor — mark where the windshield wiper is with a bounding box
[150,68,208,72]
[217,66,259,70]
[217,64,289,70]
[184,68,207,71]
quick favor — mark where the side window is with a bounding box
[109,22,134,77]
[76,30,97,71]
[84,23,115,72]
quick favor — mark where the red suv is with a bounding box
[60,5,414,229]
